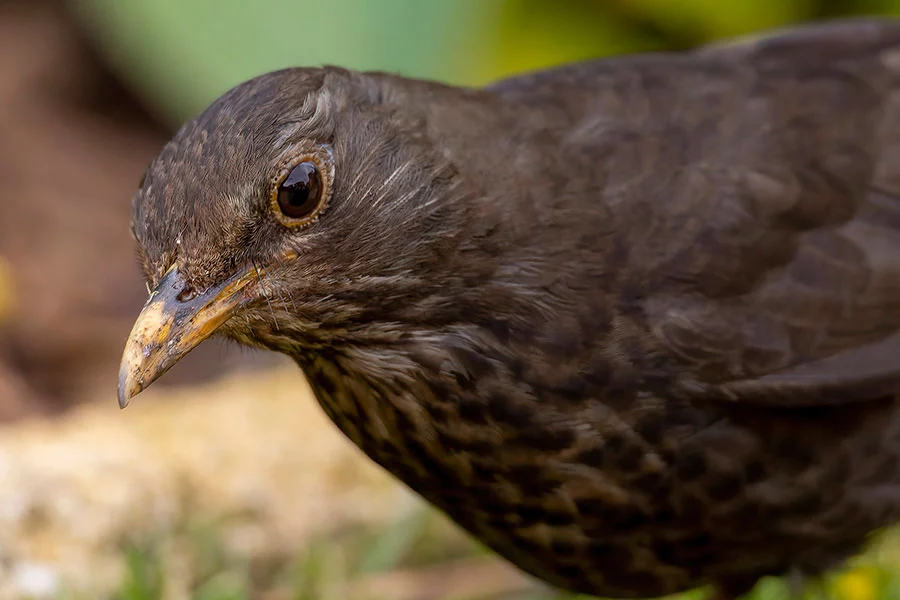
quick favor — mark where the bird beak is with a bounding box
[117,263,260,408]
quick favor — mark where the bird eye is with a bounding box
[275,161,324,223]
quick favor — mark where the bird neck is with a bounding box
[291,325,501,468]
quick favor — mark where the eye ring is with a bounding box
[269,146,334,228]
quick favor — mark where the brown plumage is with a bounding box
[119,18,900,599]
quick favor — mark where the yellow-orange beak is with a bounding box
[117,264,260,408]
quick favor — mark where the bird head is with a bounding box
[118,67,483,407]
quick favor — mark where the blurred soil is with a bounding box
[0,368,427,599]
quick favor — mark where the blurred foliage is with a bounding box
[68,0,900,128]
[75,518,900,600]
[66,0,498,126]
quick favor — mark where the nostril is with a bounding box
[176,285,197,302]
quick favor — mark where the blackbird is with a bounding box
[119,17,900,599]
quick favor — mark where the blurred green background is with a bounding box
[2,0,900,599]
[67,0,900,127]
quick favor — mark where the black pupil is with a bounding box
[277,162,321,219]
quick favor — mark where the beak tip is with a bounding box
[116,264,254,411]
[117,365,139,409]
